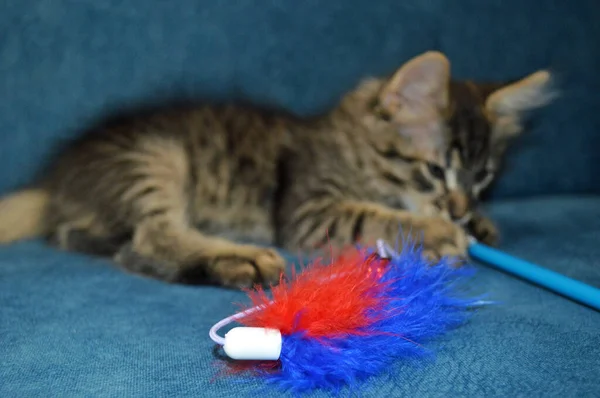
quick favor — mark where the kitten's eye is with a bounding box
[376,108,392,122]
[372,103,392,122]
[426,163,445,179]
[379,112,391,122]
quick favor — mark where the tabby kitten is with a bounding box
[0,51,554,288]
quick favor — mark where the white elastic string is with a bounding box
[376,238,397,259]
[209,305,265,346]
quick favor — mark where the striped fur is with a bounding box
[0,52,555,288]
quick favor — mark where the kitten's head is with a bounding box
[349,51,556,222]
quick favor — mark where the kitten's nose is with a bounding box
[448,191,471,221]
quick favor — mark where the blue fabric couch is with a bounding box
[1,1,599,397]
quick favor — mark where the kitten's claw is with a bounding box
[414,215,469,265]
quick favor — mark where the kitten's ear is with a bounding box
[379,51,450,121]
[485,70,557,122]
[485,70,557,141]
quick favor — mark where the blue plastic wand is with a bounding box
[467,238,600,312]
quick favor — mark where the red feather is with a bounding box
[237,248,392,338]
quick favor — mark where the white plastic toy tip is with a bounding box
[223,327,282,361]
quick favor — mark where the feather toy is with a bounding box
[209,239,485,394]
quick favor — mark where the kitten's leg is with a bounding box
[285,200,468,261]
[50,211,285,287]
[467,211,499,246]
[108,156,285,287]
[116,217,285,287]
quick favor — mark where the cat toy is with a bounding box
[467,237,600,311]
[209,236,600,394]
[209,239,484,394]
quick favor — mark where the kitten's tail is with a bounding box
[0,189,50,243]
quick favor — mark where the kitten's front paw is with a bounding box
[210,246,286,290]
[413,216,468,263]
[468,213,499,247]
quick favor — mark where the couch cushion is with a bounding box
[1,195,599,397]
[1,0,599,199]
